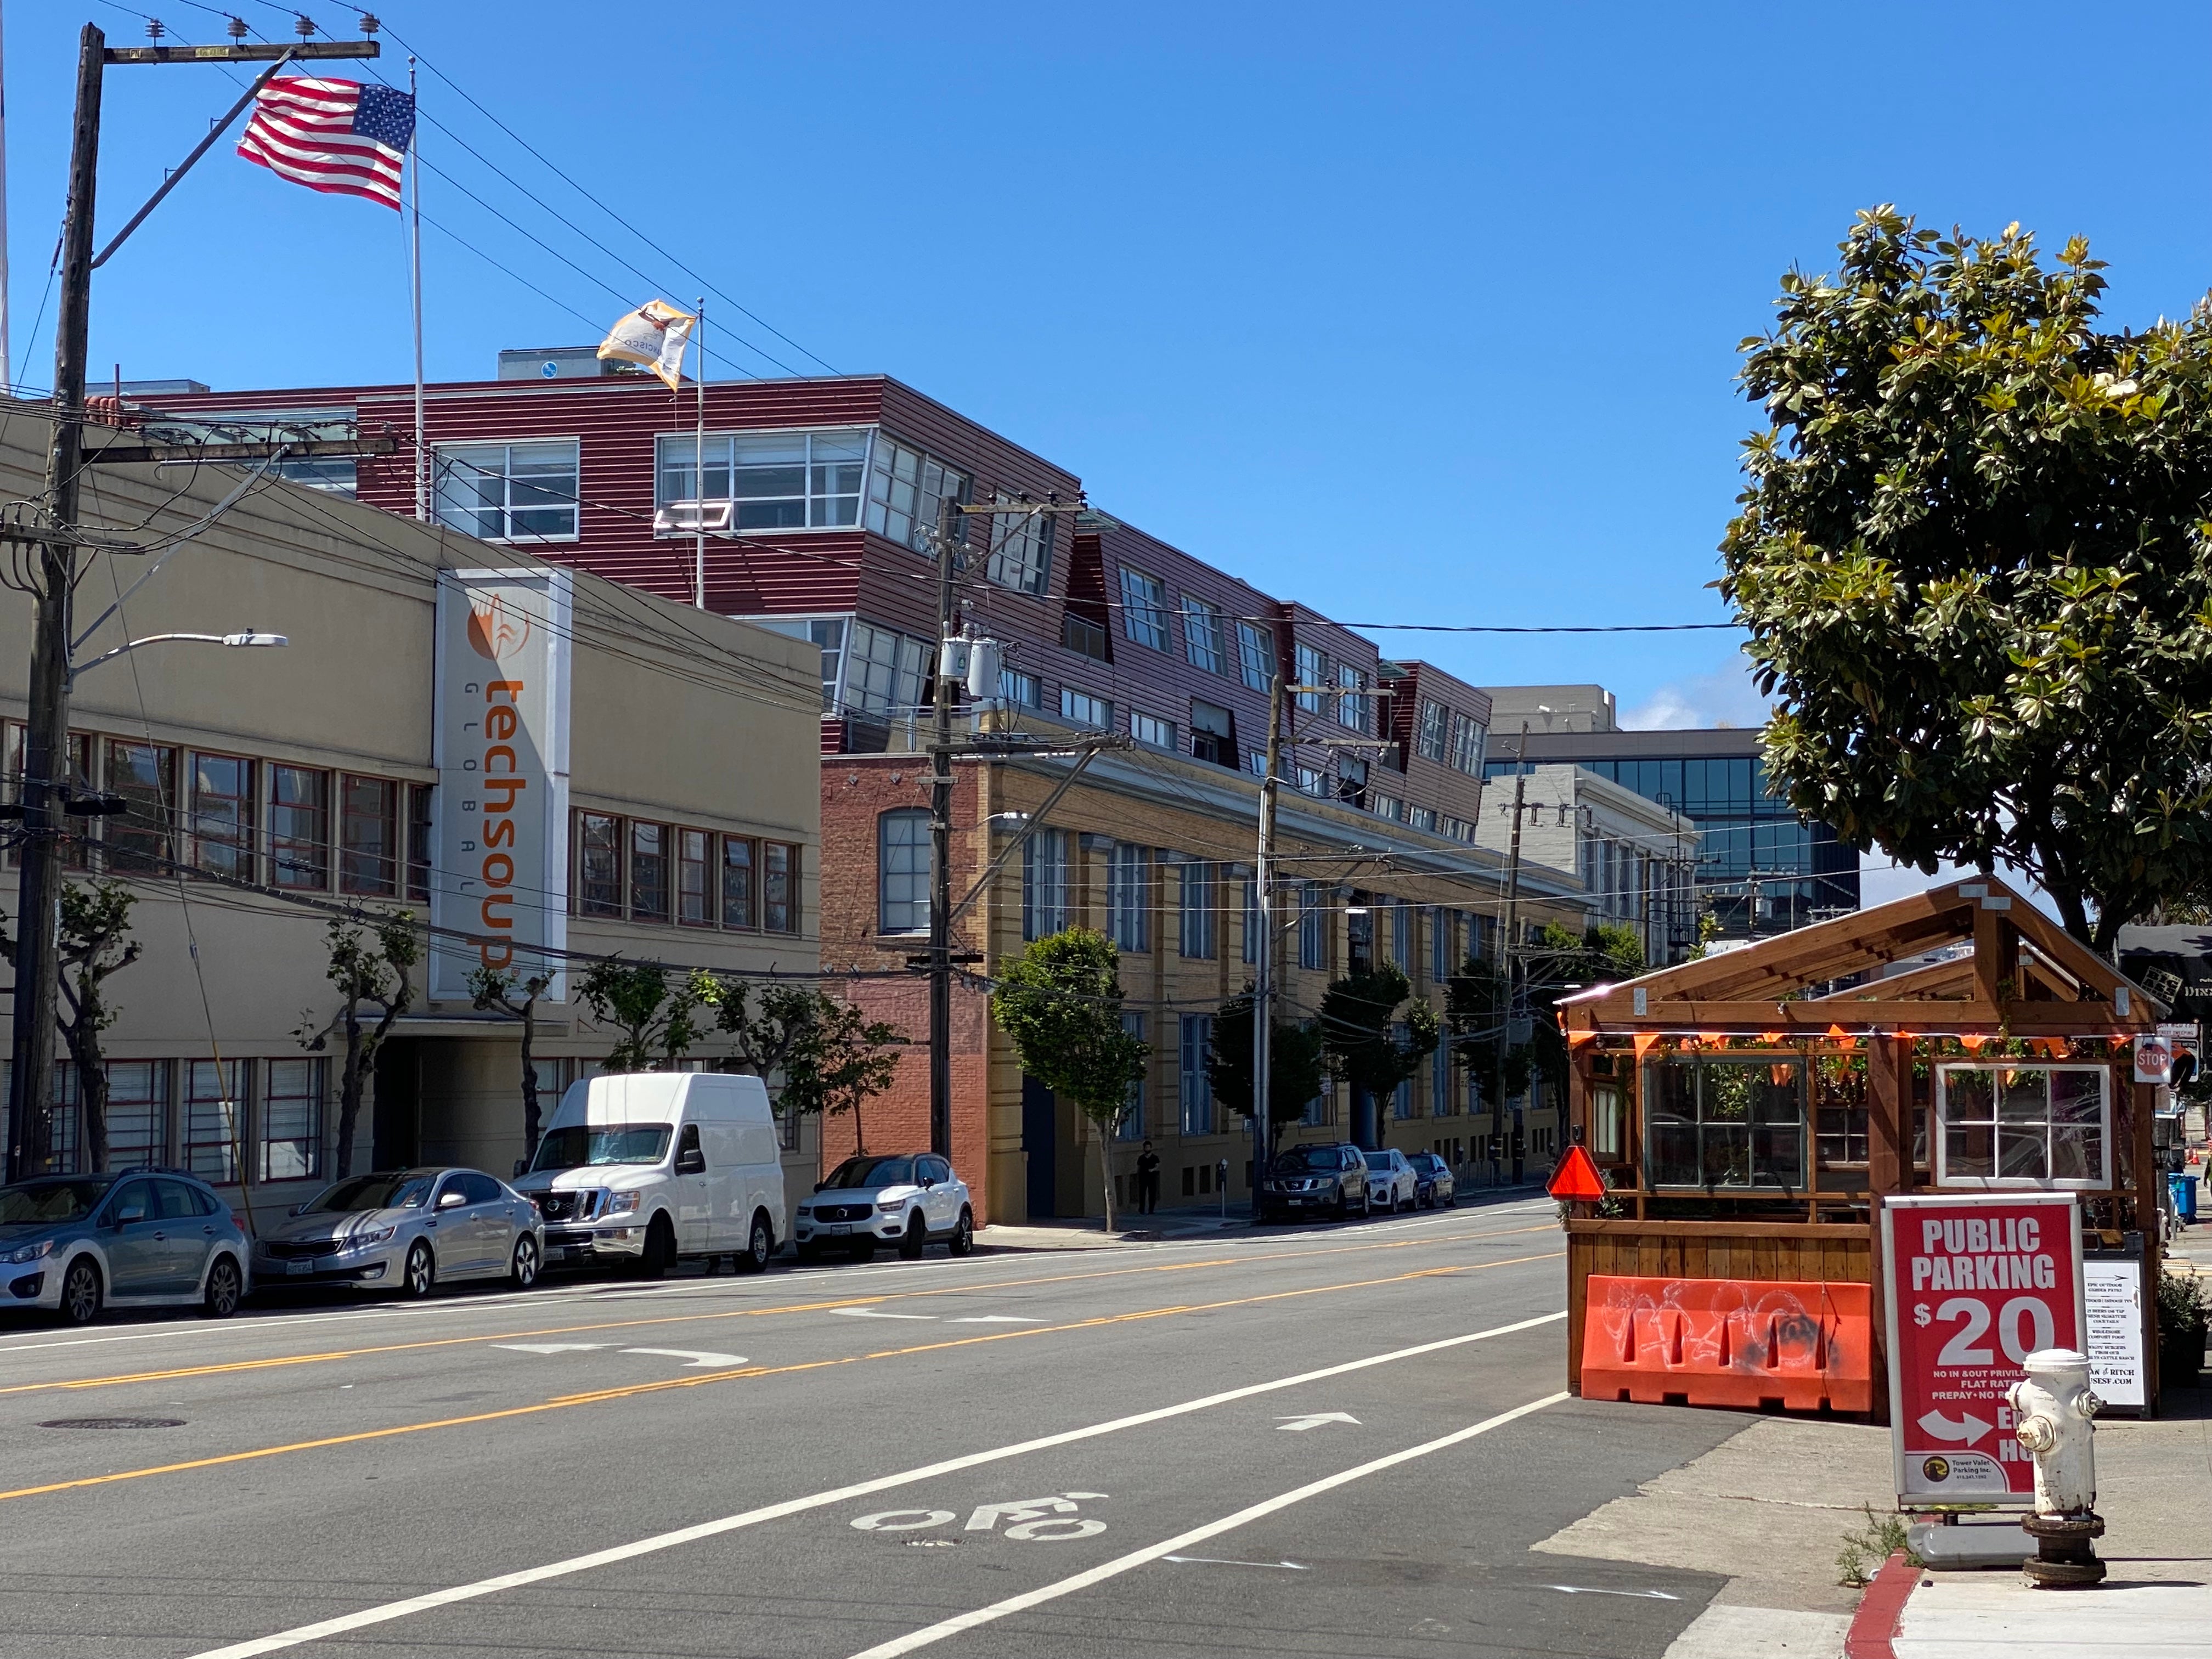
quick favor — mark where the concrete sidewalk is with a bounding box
[975,1183,1550,1250]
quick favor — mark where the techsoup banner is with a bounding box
[430,567,572,1002]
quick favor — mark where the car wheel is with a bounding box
[637,1215,675,1280]
[849,1236,876,1263]
[1335,1189,1351,1221]
[58,1255,102,1325]
[736,1211,774,1274]
[949,1209,975,1256]
[795,1241,824,1265]
[509,1234,540,1290]
[898,1217,927,1260]
[201,1254,243,1318]
[402,1240,436,1299]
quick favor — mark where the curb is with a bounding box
[1844,1551,1918,1659]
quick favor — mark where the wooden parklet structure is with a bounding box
[1555,875,2167,1421]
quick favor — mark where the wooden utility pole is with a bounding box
[926,494,961,1158]
[1249,672,1284,1220]
[6,24,380,1181]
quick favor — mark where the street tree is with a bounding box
[56,882,140,1172]
[991,928,1148,1233]
[575,959,696,1073]
[1206,989,1326,1166]
[1723,205,2212,949]
[468,965,553,1164]
[297,911,419,1178]
[1319,961,1438,1149]
[690,975,905,1150]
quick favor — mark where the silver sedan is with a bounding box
[251,1167,544,1297]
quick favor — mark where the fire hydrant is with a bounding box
[2007,1347,2106,1587]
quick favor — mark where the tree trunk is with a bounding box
[334,1004,365,1180]
[518,997,541,1164]
[1098,1124,1117,1234]
[77,1045,106,1173]
[852,1094,866,1155]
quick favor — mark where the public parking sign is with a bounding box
[1880,1193,2084,1507]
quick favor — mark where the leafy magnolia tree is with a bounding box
[1319,960,1438,1149]
[691,974,904,1148]
[1723,206,2212,949]
[1206,989,1327,1166]
[469,965,553,1163]
[576,959,696,1073]
[992,928,1148,1232]
[57,882,142,1172]
[297,911,419,1178]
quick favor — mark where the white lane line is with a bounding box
[948,1315,1040,1325]
[830,1308,936,1321]
[178,1311,1565,1659]
[1163,1555,1308,1571]
[845,1391,1570,1658]
[492,1344,608,1356]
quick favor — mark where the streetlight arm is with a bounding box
[67,630,286,687]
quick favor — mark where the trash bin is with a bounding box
[2171,1171,2198,1224]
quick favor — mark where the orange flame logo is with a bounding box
[466,595,532,661]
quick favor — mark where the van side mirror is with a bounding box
[115,1202,145,1228]
[675,1147,706,1175]
[438,1189,467,1209]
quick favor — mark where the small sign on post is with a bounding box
[1880,1193,2084,1508]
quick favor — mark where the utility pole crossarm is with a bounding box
[84,436,399,465]
[103,42,381,65]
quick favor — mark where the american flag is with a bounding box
[237,77,415,211]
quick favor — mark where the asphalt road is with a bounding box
[0,1194,1746,1659]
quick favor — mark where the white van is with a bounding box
[514,1073,787,1275]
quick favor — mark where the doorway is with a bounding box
[1022,1076,1056,1220]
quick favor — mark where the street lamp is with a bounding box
[67,629,286,688]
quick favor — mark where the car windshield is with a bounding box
[822,1156,916,1189]
[304,1174,433,1213]
[531,1125,674,1172]
[1272,1146,1344,1173]
[0,1178,111,1226]
[1410,1155,1441,1171]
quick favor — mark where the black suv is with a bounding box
[1259,1143,1370,1222]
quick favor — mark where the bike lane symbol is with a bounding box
[851,1491,1108,1542]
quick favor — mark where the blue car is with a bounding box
[0,1169,251,1325]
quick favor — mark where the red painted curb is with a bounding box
[1844,1550,1920,1659]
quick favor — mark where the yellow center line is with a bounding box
[3,1222,1557,1398]
[0,1250,1564,1504]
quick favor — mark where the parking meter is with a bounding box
[1215,1158,1228,1216]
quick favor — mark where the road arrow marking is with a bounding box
[1547,1585,1681,1600]
[1164,1555,1309,1571]
[1275,1412,1359,1431]
[622,1348,747,1369]
[493,1344,608,1355]
[1918,1409,1994,1445]
[832,1309,936,1321]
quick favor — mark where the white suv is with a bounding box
[795,1154,974,1262]
[1362,1148,1418,1214]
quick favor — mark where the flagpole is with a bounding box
[408,55,425,521]
[694,296,706,610]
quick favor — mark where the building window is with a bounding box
[879,808,930,935]
[1936,1064,2109,1189]
[1337,665,1370,733]
[1298,882,1327,970]
[1120,567,1169,651]
[721,836,755,928]
[1061,687,1111,729]
[986,495,1054,594]
[1409,804,1437,832]
[1441,814,1474,843]
[998,667,1042,708]
[1246,750,1268,778]
[108,1060,170,1169]
[104,739,176,876]
[1295,644,1327,713]
[629,821,672,922]
[1335,756,1368,810]
[1644,1056,1807,1190]
[1180,860,1217,960]
[1431,907,1449,983]
[1130,712,1176,750]
[1180,1014,1215,1135]
[679,829,713,927]
[845,622,928,717]
[1296,765,1327,797]
[1243,872,1260,965]
[865,433,969,553]
[1391,901,1412,968]
[578,812,623,917]
[1393,1029,1414,1119]
[1236,619,1274,692]
[1372,793,1403,821]
[261,1058,324,1182]
[1107,844,1150,952]
[1417,700,1448,763]
[339,775,398,897]
[270,765,328,889]
[189,753,255,881]
[763,842,796,933]
[748,615,849,712]
[1182,596,1226,674]
[1190,701,1234,769]
[1023,827,1069,940]
[407,783,434,902]
[434,440,579,541]
[1431,1050,1452,1119]
[184,1058,245,1185]
[1448,711,1486,774]
[1118,1013,1146,1141]
[657,428,867,531]
[1592,1084,1624,1160]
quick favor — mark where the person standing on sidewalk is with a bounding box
[1137,1140,1161,1215]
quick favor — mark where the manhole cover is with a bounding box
[37,1417,185,1430]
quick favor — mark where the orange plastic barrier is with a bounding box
[1579,1274,1872,1413]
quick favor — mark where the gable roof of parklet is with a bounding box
[1557,874,2165,1037]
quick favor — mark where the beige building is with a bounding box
[0,404,823,1208]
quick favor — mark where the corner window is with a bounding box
[845,623,928,717]
[1235,619,1274,692]
[434,441,579,541]
[1417,700,1448,763]
[866,433,969,552]
[745,615,848,712]
[1644,1056,1807,1190]
[1936,1063,2109,1189]
[1120,568,1169,650]
[1448,711,1486,774]
[986,495,1054,594]
[657,429,867,531]
[879,809,930,935]
[1182,597,1226,674]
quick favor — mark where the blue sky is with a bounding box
[6,0,2211,770]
